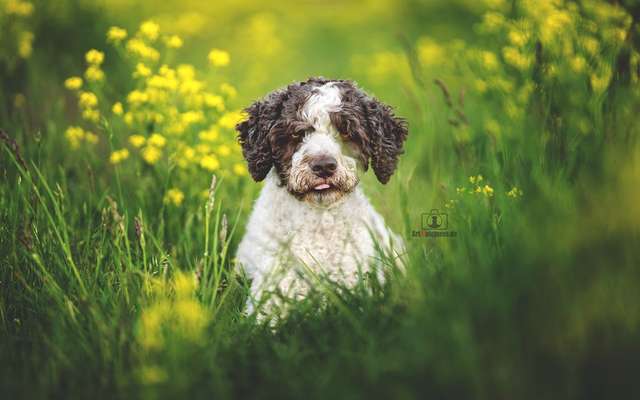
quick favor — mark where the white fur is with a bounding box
[236,83,403,318]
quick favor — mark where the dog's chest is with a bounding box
[270,199,374,270]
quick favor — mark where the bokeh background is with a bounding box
[1,0,639,398]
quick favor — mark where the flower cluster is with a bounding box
[454,174,522,201]
[136,271,210,384]
[0,0,35,71]
[63,20,248,206]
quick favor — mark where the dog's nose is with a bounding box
[310,155,337,178]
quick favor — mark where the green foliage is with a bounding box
[1,0,640,399]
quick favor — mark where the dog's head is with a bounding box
[236,77,408,207]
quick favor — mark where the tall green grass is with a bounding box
[2,1,640,399]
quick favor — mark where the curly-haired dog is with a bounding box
[235,77,408,316]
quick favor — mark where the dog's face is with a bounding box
[236,77,408,207]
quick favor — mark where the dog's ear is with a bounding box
[236,91,287,181]
[364,97,408,184]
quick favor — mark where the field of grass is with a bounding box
[1,0,640,398]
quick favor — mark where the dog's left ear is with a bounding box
[236,88,290,181]
[365,98,408,184]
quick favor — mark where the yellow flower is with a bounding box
[109,148,130,164]
[13,93,26,108]
[127,90,149,106]
[484,119,501,136]
[164,35,183,49]
[65,126,85,149]
[164,188,184,206]
[5,0,34,16]
[112,102,124,115]
[508,30,527,47]
[569,56,586,73]
[134,63,152,78]
[139,20,160,41]
[216,145,231,156]
[204,94,224,111]
[482,184,494,197]
[142,146,162,164]
[200,155,220,171]
[148,133,167,147]
[208,49,230,67]
[469,175,483,184]
[128,135,145,148]
[218,111,245,129]
[107,26,128,43]
[233,163,247,176]
[18,32,34,58]
[85,131,98,144]
[84,65,104,82]
[78,91,98,109]
[502,46,532,70]
[220,83,237,98]
[82,109,100,123]
[199,127,219,142]
[174,271,194,297]
[480,51,498,70]
[139,366,167,385]
[474,79,488,93]
[507,186,523,198]
[416,37,444,67]
[64,76,83,90]
[85,49,105,65]
[126,38,160,61]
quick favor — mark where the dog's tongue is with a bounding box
[314,183,331,191]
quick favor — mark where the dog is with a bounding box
[234,77,408,317]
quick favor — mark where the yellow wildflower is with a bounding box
[220,83,237,98]
[85,49,105,65]
[18,32,33,58]
[208,49,230,67]
[508,30,527,47]
[569,56,586,73]
[78,91,98,109]
[82,109,100,123]
[233,163,247,176]
[204,94,225,111]
[218,111,245,129]
[85,131,98,144]
[64,77,83,90]
[112,102,124,115]
[84,65,104,82]
[502,46,532,70]
[164,188,185,206]
[142,146,162,164]
[507,186,523,198]
[107,26,128,43]
[134,63,152,78]
[200,155,220,171]
[126,38,160,61]
[139,20,160,41]
[416,37,444,67]
[65,126,85,149]
[5,0,34,16]
[148,133,167,148]
[109,148,130,164]
[164,35,183,49]
[128,135,146,148]
[127,90,149,106]
[480,51,498,70]
[199,127,220,142]
[13,93,26,108]
[484,119,501,136]
[216,145,231,157]
[481,184,494,197]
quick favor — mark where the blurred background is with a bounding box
[1,0,640,398]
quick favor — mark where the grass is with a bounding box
[2,1,640,399]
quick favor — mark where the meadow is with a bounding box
[1,0,639,398]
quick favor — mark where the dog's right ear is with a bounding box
[236,98,277,182]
